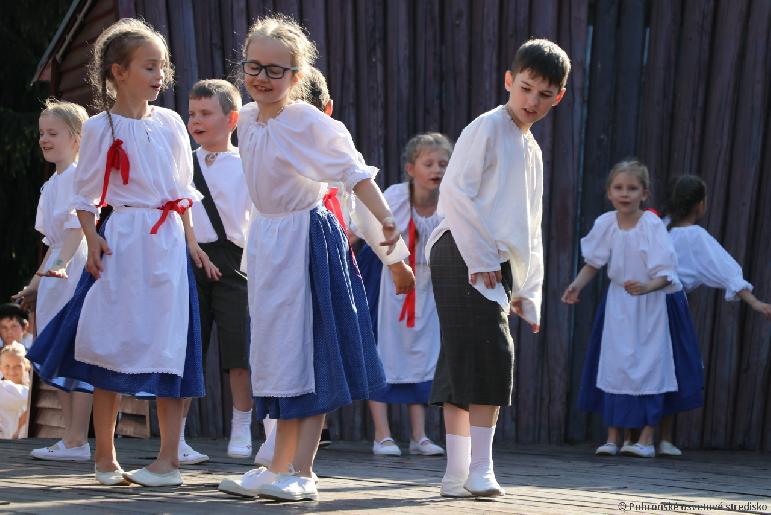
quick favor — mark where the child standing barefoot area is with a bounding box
[27,18,219,487]
[563,160,682,459]
[216,15,413,502]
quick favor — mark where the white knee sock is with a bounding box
[443,433,471,482]
[469,425,495,475]
[231,407,252,439]
[179,416,187,443]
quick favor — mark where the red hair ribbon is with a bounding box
[322,187,348,233]
[398,216,416,328]
[645,207,661,217]
[98,139,130,207]
[150,198,193,234]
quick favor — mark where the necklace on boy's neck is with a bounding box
[204,152,218,167]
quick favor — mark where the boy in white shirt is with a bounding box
[425,39,570,498]
[180,79,253,463]
[0,304,33,350]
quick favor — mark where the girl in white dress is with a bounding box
[364,133,451,457]
[216,15,413,502]
[656,175,771,455]
[14,99,94,462]
[562,160,682,458]
[27,19,219,488]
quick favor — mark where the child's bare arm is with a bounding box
[11,248,52,309]
[181,210,221,281]
[77,210,111,280]
[561,265,599,304]
[38,228,84,279]
[738,289,771,320]
[623,276,671,296]
[352,179,401,255]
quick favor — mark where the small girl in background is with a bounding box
[28,18,218,487]
[0,343,31,439]
[365,133,451,457]
[216,15,413,502]
[562,160,682,458]
[14,99,94,462]
[656,175,771,455]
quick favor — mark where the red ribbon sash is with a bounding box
[150,198,193,234]
[98,139,130,207]
[322,187,348,233]
[398,216,417,328]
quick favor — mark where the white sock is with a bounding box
[179,417,187,443]
[443,433,471,482]
[231,408,252,438]
[258,417,277,457]
[469,425,495,475]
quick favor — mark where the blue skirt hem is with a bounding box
[27,218,205,399]
[253,207,387,420]
[577,290,703,427]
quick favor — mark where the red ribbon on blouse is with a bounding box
[398,216,417,328]
[150,198,193,234]
[322,187,348,233]
[98,139,130,207]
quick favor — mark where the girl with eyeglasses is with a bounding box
[215,14,414,502]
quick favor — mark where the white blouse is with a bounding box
[190,148,251,248]
[34,164,87,331]
[73,108,201,212]
[69,107,200,376]
[582,211,681,395]
[375,183,442,384]
[425,105,544,326]
[669,225,752,301]
[238,101,409,397]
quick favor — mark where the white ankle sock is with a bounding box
[443,433,471,482]
[259,417,277,457]
[179,416,187,443]
[231,408,252,438]
[469,425,495,475]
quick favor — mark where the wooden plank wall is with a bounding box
[47,0,771,450]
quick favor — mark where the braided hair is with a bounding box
[87,18,173,140]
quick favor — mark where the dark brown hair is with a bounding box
[664,175,707,230]
[510,38,571,89]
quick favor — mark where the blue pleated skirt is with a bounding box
[27,219,205,399]
[577,290,702,427]
[253,207,387,420]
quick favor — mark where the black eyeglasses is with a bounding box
[241,61,298,79]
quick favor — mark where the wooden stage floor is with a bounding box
[1,438,770,514]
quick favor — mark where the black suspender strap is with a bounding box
[191,151,229,243]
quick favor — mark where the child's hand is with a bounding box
[188,242,222,281]
[470,270,502,289]
[36,259,68,279]
[85,235,112,280]
[623,280,649,296]
[11,284,37,312]
[388,261,415,295]
[751,300,771,320]
[511,298,540,333]
[561,284,581,304]
[379,218,400,255]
